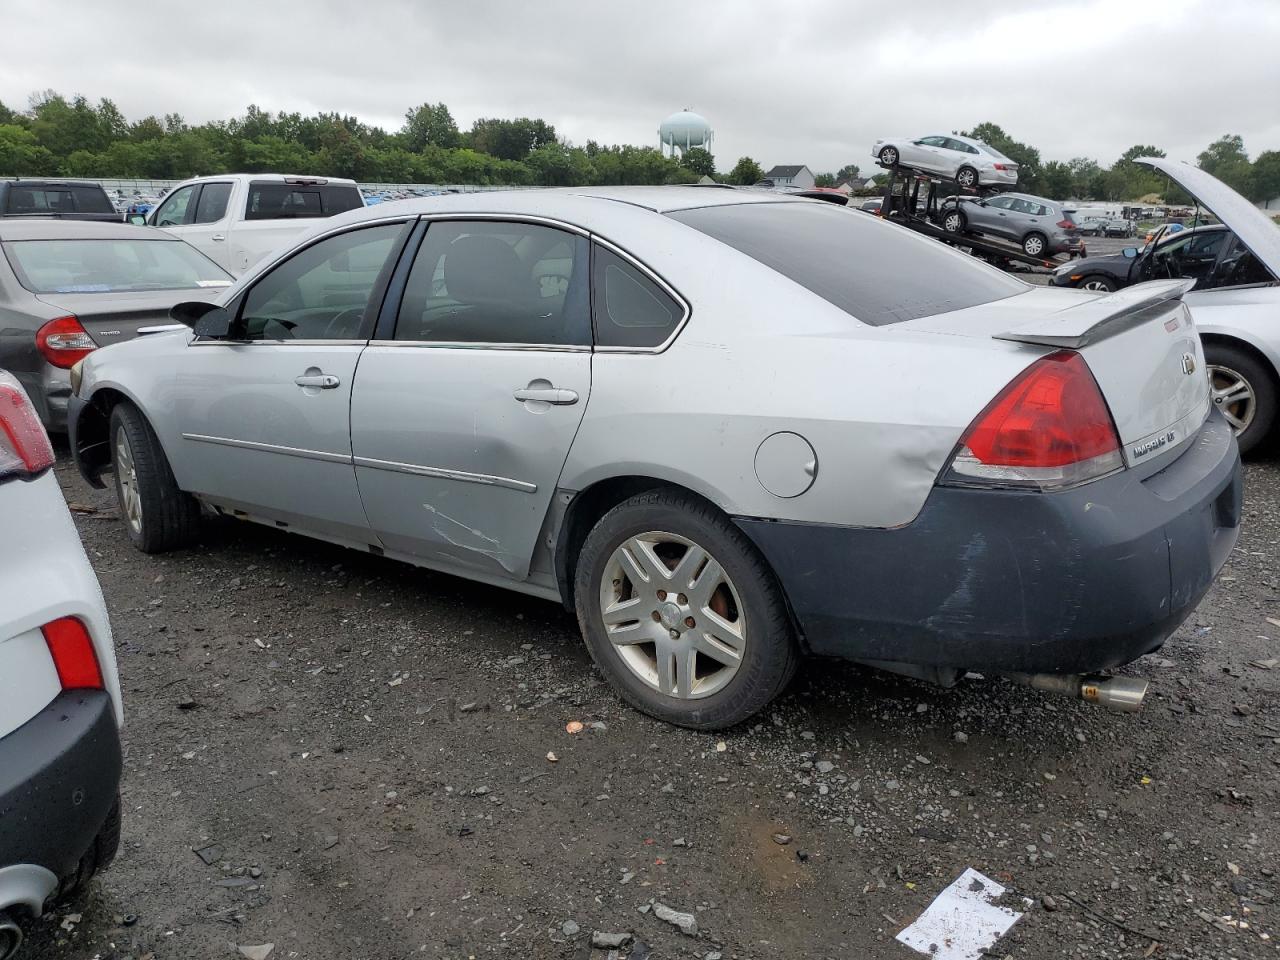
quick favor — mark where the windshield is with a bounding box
[669,202,1026,326]
[2,238,233,294]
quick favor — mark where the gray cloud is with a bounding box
[2,0,1275,172]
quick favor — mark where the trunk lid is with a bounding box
[34,288,222,347]
[904,282,1210,467]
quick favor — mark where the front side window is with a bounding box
[394,220,589,346]
[2,239,232,294]
[984,196,1015,211]
[669,201,1025,327]
[237,223,403,341]
[154,185,196,226]
[194,182,232,224]
[918,136,948,147]
[592,246,684,348]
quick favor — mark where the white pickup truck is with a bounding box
[139,174,364,276]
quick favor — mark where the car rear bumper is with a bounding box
[736,413,1241,675]
[0,691,121,891]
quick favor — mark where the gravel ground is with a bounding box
[16,444,1280,960]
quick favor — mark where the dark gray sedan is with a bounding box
[0,220,231,431]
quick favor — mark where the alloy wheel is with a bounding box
[943,212,962,232]
[957,168,976,188]
[880,147,898,166]
[1082,278,1112,291]
[1024,235,1045,256]
[115,429,143,534]
[1209,365,1256,434]
[598,531,746,700]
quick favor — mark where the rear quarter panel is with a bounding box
[560,224,1039,529]
[1186,285,1280,377]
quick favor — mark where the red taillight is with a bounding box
[1057,219,1076,230]
[943,351,1123,491]
[41,617,104,690]
[35,315,96,369]
[993,163,1008,171]
[0,373,55,482]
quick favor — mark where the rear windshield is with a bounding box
[668,202,1026,326]
[2,238,233,294]
[245,182,364,220]
[5,184,115,215]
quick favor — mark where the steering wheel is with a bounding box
[323,308,366,339]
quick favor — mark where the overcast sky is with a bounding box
[2,0,1275,173]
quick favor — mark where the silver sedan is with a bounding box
[69,188,1239,728]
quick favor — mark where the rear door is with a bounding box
[350,217,592,581]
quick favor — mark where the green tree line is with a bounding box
[3,93,1279,202]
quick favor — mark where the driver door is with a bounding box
[168,220,410,543]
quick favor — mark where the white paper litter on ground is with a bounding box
[896,867,1031,960]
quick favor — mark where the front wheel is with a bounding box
[574,490,797,729]
[878,145,899,167]
[1022,232,1048,257]
[1079,274,1116,292]
[941,208,966,234]
[110,402,201,552]
[1204,344,1277,455]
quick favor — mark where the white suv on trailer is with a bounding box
[0,372,123,959]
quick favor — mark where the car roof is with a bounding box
[170,173,359,186]
[0,220,178,241]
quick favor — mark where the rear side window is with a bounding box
[5,185,113,215]
[245,182,364,220]
[592,246,684,348]
[394,220,590,346]
[194,182,232,224]
[669,202,1025,326]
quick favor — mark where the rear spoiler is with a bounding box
[994,278,1195,349]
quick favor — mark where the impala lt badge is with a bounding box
[1181,353,1196,375]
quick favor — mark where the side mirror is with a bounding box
[127,214,147,226]
[1122,247,1138,259]
[171,300,232,338]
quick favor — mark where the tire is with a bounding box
[109,402,201,552]
[1022,232,1048,257]
[574,489,798,730]
[878,145,899,167]
[941,208,966,234]
[56,795,121,903]
[1079,274,1116,292]
[956,166,978,190]
[1204,343,1277,456]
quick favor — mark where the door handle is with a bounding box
[295,374,340,389]
[211,234,226,242]
[514,386,578,405]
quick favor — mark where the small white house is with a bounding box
[762,165,815,189]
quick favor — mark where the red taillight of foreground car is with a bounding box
[0,374,55,482]
[35,315,96,369]
[942,351,1123,491]
[41,617,104,690]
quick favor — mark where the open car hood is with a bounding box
[1138,156,1280,277]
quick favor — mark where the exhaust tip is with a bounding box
[0,911,22,960]
[1079,675,1148,713]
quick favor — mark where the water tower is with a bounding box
[659,109,713,158]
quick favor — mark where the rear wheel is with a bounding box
[941,208,966,233]
[878,146,899,167]
[1022,232,1048,257]
[110,402,200,552]
[1079,274,1116,292]
[574,490,797,730]
[1204,344,1277,455]
[956,166,978,189]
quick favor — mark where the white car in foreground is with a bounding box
[70,188,1238,729]
[0,373,122,959]
[871,134,1020,189]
